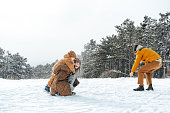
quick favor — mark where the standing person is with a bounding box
[50,58,81,96]
[130,45,162,91]
[45,50,76,92]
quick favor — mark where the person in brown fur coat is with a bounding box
[45,50,76,92]
[50,59,81,96]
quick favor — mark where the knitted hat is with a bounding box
[133,44,138,53]
[133,44,143,53]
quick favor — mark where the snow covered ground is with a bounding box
[0,77,170,113]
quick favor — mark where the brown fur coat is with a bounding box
[51,64,79,96]
[47,51,76,87]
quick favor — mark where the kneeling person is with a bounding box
[45,50,76,92]
[51,58,81,96]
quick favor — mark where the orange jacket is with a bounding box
[131,48,162,72]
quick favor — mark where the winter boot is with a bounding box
[133,85,144,91]
[72,92,76,95]
[146,84,154,91]
[45,85,50,92]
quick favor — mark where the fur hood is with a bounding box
[53,58,75,73]
[64,51,76,59]
[52,51,76,73]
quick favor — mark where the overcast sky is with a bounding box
[0,0,169,66]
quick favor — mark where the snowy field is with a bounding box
[0,78,170,113]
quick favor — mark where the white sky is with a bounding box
[0,0,169,66]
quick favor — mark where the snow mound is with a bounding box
[0,78,170,113]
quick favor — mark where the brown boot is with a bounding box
[146,84,154,91]
[133,85,144,91]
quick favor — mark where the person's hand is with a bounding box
[130,72,134,77]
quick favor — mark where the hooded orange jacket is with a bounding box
[47,51,76,87]
[131,48,162,72]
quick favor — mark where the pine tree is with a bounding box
[95,35,120,77]
[158,12,170,78]
[139,16,158,48]
[0,48,5,78]
[81,39,98,78]
[4,52,28,79]
[32,60,57,79]
[115,19,135,74]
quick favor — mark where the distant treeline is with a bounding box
[0,48,57,79]
[0,12,170,79]
[80,12,170,78]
